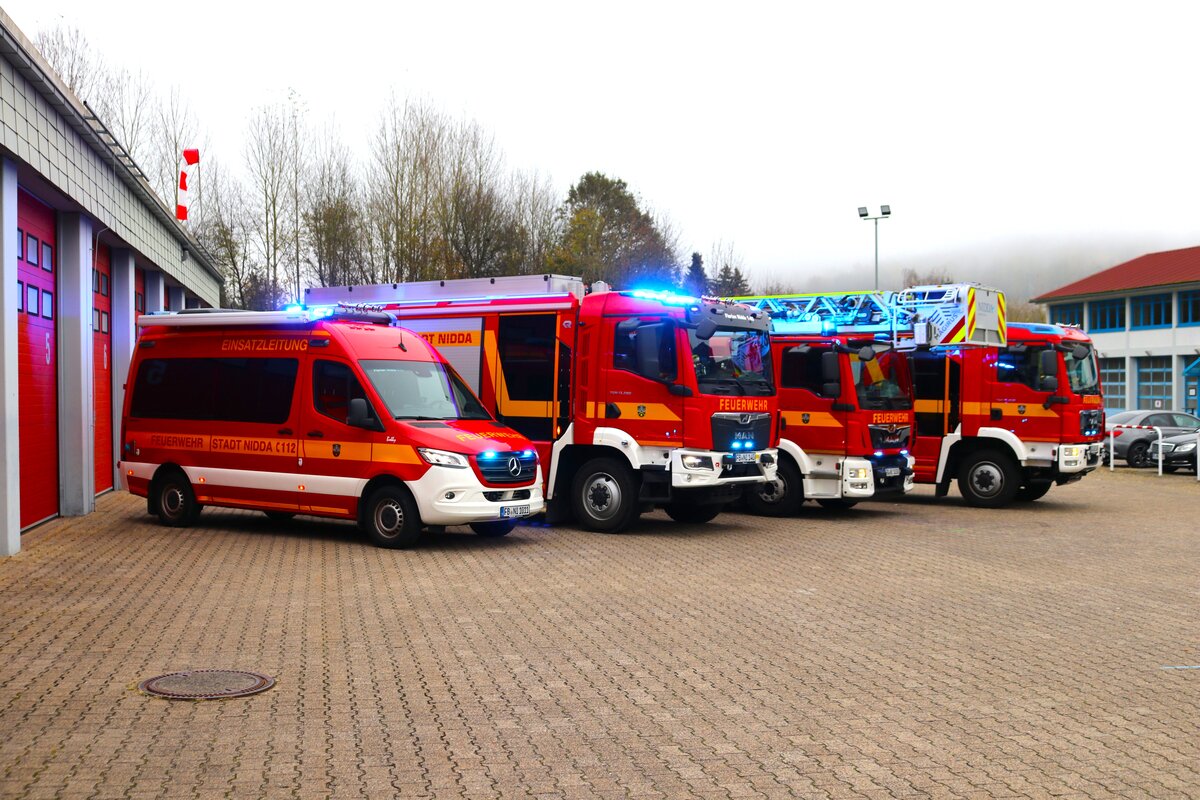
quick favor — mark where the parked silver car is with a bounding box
[1105,410,1200,467]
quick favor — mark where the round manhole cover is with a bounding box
[139,670,275,700]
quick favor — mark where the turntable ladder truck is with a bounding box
[732,283,1005,515]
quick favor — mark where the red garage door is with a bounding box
[93,244,113,493]
[16,190,58,528]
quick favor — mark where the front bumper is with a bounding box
[409,465,545,526]
[867,454,916,496]
[1056,442,1101,474]
[670,448,779,488]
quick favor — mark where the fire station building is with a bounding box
[0,12,221,556]
[1034,245,1200,415]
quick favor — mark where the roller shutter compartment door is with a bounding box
[16,190,59,528]
[93,243,113,492]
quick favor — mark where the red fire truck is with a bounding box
[305,275,780,532]
[733,284,1005,515]
[909,320,1104,506]
[119,307,544,547]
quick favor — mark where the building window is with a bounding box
[41,290,53,320]
[100,273,109,296]
[135,292,145,313]
[1098,358,1125,411]
[1179,290,1200,326]
[1136,356,1173,410]
[1049,303,1083,327]
[41,243,52,272]
[1089,298,1125,332]
[16,229,23,261]
[93,308,101,331]
[17,281,23,312]
[26,285,38,315]
[1130,293,1171,329]
[101,311,109,334]
[26,235,38,267]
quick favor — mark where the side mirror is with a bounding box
[616,317,640,335]
[1038,349,1059,392]
[820,351,841,398]
[668,383,693,397]
[695,316,718,341]
[1072,344,1090,361]
[858,345,876,362]
[348,397,374,429]
[635,323,663,379]
[787,343,811,355]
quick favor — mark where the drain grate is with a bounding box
[138,669,275,700]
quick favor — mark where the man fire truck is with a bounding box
[733,284,1005,515]
[305,275,780,532]
[908,318,1104,506]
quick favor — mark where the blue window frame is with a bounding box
[1130,293,1171,329]
[1098,358,1125,411]
[1179,290,1200,326]
[1136,356,1172,410]
[1089,298,1125,332]
[1049,303,1083,327]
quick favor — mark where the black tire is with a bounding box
[361,486,421,548]
[957,449,1020,508]
[1125,440,1150,468]
[470,520,516,537]
[571,457,639,533]
[663,504,722,524]
[1015,482,1052,501]
[263,511,295,523]
[154,470,200,528]
[744,457,804,517]
[816,498,858,510]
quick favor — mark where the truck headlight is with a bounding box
[1059,445,1082,460]
[846,467,870,480]
[681,455,714,470]
[417,448,469,468]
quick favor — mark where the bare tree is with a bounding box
[367,97,452,282]
[901,267,956,287]
[304,130,362,288]
[34,25,99,99]
[92,67,156,166]
[245,104,291,305]
[438,119,517,278]
[508,170,562,274]
[145,88,207,219]
[195,160,256,308]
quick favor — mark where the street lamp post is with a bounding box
[857,205,891,290]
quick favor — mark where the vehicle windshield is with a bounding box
[1108,411,1139,424]
[850,350,913,411]
[688,329,774,396]
[1064,347,1100,395]
[361,360,491,420]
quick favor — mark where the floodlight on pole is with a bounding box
[858,205,891,290]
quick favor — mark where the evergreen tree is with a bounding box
[682,252,707,296]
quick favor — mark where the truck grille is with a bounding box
[869,424,912,450]
[711,413,772,452]
[476,452,538,484]
[1080,409,1103,437]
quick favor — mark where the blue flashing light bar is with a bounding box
[627,288,700,306]
[522,449,535,458]
[283,303,303,312]
[874,450,884,457]
[480,450,498,460]
[731,441,742,449]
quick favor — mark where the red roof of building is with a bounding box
[1034,245,1200,301]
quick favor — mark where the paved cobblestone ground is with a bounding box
[1,468,1198,799]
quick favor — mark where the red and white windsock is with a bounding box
[175,148,200,221]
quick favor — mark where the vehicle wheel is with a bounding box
[744,458,804,517]
[361,486,421,548]
[1125,440,1150,468]
[263,511,295,523]
[816,498,858,510]
[957,449,1020,508]
[470,520,516,537]
[663,504,721,524]
[155,470,200,528]
[1015,481,1052,501]
[571,457,639,533]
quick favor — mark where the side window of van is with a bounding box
[314,360,370,424]
[131,358,298,423]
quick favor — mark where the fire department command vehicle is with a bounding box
[305,275,780,533]
[737,283,1103,510]
[119,307,545,547]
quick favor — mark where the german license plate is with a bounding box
[500,505,530,518]
[884,467,901,477]
[735,452,757,463]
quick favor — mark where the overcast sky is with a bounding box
[6,0,1200,295]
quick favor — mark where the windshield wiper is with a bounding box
[395,415,447,421]
[699,377,745,395]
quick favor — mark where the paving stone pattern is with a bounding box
[1,468,1198,799]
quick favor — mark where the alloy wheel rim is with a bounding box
[970,462,1004,497]
[375,500,404,537]
[584,474,620,520]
